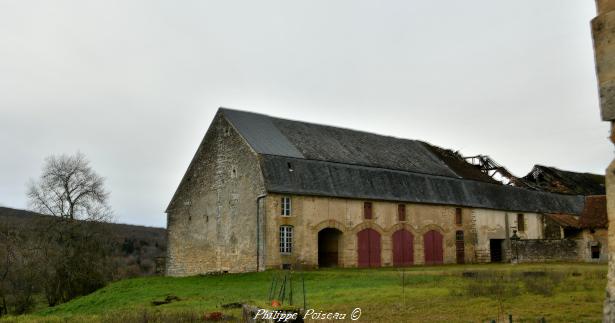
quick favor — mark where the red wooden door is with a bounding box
[423,230,443,265]
[358,229,370,267]
[357,229,381,268]
[392,230,414,266]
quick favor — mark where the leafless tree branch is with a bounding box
[27,152,112,222]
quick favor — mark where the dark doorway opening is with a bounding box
[490,239,504,263]
[455,230,465,264]
[591,245,601,259]
[318,228,342,268]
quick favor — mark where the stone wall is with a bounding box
[511,239,580,263]
[165,112,266,276]
[472,209,545,263]
[578,229,609,263]
[263,194,478,269]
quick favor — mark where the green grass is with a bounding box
[2,263,607,322]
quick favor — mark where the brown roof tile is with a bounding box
[579,195,607,229]
[546,213,581,228]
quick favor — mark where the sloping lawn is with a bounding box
[2,263,607,322]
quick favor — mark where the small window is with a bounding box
[287,162,294,172]
[455,208,462,225]
[517,214,525,232]
[364,202,373,219]
[591,245,601,259]
[456,230,464,241]
[398,204,406,221]
[281,196,291,216]
[279,226,293,254]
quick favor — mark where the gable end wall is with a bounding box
[166,113,266,276]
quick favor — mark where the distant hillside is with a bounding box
[0,207,167,277]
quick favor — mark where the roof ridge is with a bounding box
[220,107,425,144]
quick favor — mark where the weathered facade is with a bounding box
[166,114,266,275]
[263,195,471,268]
[472,209,545,263]
[166,108,588,276]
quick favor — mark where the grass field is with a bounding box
[1,263,607,322]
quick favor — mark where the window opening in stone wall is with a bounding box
[455,208,462,225]
[279,225,293,254]
[364,202,372,219]
[398,204,406,221]
[517,213,525,232]
[281,196,291,216]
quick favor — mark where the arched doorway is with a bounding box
[357,228,381,268]
[392,229,414,266]
[318,228,343,267]
[423,230,443,265]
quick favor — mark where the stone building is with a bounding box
[165,108,585,276]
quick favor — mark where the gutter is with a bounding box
[256,194,267,272]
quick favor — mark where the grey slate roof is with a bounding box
[223,108,457,178]
[221,108,585,214]
[261,156,584,214]
[222,108,304,158]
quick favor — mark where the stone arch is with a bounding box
[350,221,386,236]
[312,220,347,267]
[318,228,343,268]
[418,223,447,236]
[388,223,419,236]
[312,219,348,234]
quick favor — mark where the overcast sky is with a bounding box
[0,1,609,227]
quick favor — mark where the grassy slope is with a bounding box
[4,263,607,322]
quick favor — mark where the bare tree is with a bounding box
[22,152,116,307]
[27,152,111,221]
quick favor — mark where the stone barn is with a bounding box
[165,108,584,276]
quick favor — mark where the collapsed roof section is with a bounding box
[221,108,584,215]
[520,165,605,196]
